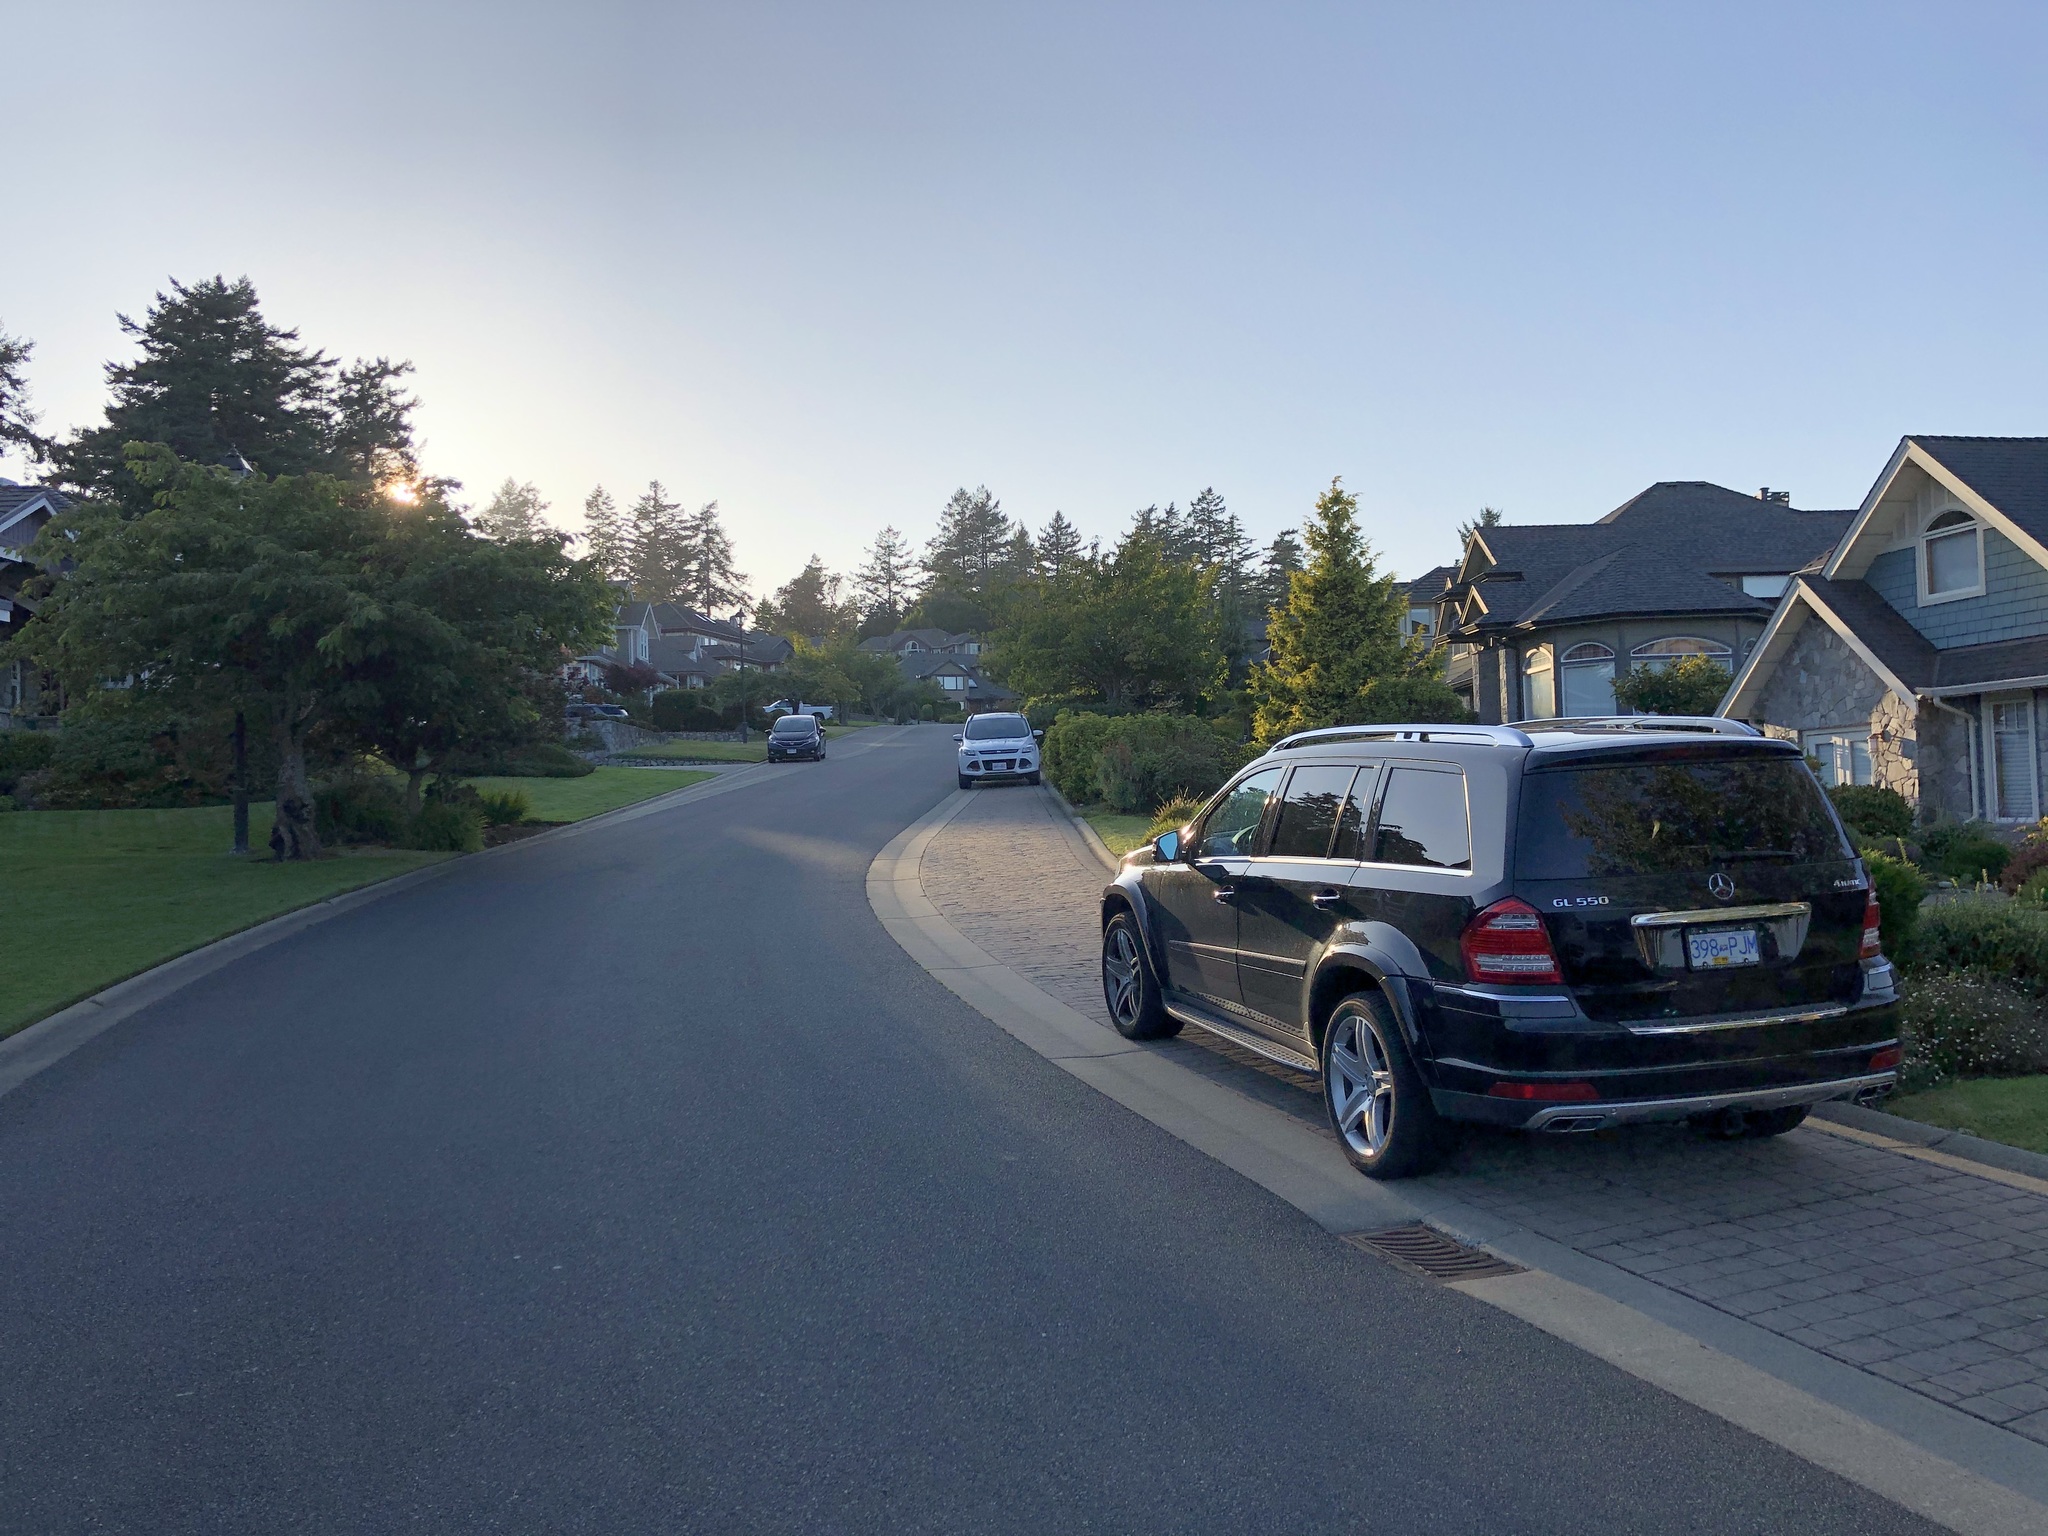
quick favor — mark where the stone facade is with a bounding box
[1751,621,1887,736]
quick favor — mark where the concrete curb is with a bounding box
[1045,785,1120,873]
[867,788,2048,1535]
[1812,1099,2048,1186]
[0,759,787,1102]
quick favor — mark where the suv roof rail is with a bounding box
[1271,723,1536,751]
[1532,715,1762,738]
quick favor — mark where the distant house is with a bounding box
[0,481,66,726]
[861,627,1014,712]
[1723,436,2048,822]
[1402,565,1456,645]
[565,596,789,696]
[1436,483,1853,723]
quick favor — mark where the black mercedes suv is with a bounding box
[1099,718,1902,1178]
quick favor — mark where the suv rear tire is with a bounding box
[1102,911,1179,1040]
[1321,992,1451,1179]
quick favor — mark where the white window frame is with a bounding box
[1983,692,2039,822]
[1629,637,1732,674]
[1558,643,1617,716]
[1917,509,1986,606]
[1521,646,1556,720]
[1802,728,1873,789]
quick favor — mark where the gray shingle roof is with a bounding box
[1448,483,1852,635]
[1909,437,2048,548]
[1799,575,2048,693]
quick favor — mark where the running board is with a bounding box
[1163,1001,1320,1075]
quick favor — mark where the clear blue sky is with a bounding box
[6,2,2045,597]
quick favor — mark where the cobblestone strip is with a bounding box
[920,784,2048,1447]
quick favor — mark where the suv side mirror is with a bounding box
[1033,729,1045,741]
[1153,829,1181,862]
[952,732,964,742]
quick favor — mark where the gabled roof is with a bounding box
[614,602,656,630]
[1444,483,1851,637]
[0,483,67,549]
[650,602,746,641]
[1828,436,2048,581]
[1403,565,1456,602]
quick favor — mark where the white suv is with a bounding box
[955,712,1043,789]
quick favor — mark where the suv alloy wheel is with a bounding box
[1101,912,1180,1040]
[1321,992,1450,1179]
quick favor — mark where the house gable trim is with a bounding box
[1827,438,2048,582]
[1718,579,1916,718]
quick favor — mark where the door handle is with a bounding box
[1311,889,1344,909]
[1213,886,1237,903]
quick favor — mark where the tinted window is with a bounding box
[1267,766,1358,858]
[1330,765,1378,860]
[965,713,1029,740]
[1194,768,1282,859]
[1372,767,1470,870]
[1516,756,1848,878]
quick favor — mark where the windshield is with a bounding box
[771,716,816,735]
[965,714,1029,741]
[1516,755,1848,878]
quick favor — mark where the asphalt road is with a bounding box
[0,725,1939,1534]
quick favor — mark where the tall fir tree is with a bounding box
[55,277,338,511]
[1035,511,1086,582]
[626,481,686,602]
[679,500,749,616]
[328,357,421,490]
[582,486,628,580]
[1250,481,1467,743]
[757,555,856,640]
[1256,528,1306,618]
[923,486,1015,597]
[854,525,917,629]
[0,322,45,463]
[1457,505,1505,546]
[474,478,552,542]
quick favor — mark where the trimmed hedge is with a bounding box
[1828,783,1913,840]
[1043,712,1117,803]
[1911,898,2048,995]
[1043,711,1249,814]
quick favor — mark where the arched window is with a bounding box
[1920,508,1984,602]
[1629,637,1731,675]
[1522,647,1556,720]
[1559,642,1617,716]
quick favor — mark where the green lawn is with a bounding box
[468,766,711,820]
[623,740,766,763]
[0,804,446,1039]
[1886,1077,2048,1154]
[1079,806,1155,858]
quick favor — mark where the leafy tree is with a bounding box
[474,478,552,542]
[758,555,857,640]
[1036,511,1086,582]
[993,530,1224,712]
[53,277,341,512]
[678,500,748,614]
[1457,505,1505,546]
[1611,655,1733,716]
[854,525,917,631]
[1250,479,1468,744]
[0,322,46,461]
[582,485,628,580]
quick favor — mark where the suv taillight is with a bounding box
[1861,889,1883,960]
[1461,898,1563,985]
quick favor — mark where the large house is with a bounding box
[1722,436,2048,823]
[860,628,1016,712]
[0,481,66,726]
[568,599,792,696]
[1435,483,1853,724]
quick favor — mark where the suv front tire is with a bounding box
[1102,911,1179,1040]
[1321,991,1451,1179]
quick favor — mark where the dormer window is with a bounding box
[1919,508,1985,603]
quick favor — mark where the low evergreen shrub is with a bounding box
[1919,821,2012,883]
[1898,970,2048,1089]
[475,788,532,827]
[405,799,484,852]
[1864,851,1928,959]
[1828,783,1913,840]
[315,777,408,846]
[0,730,56,797]
[1148,794,1207,838]
[650,691,728,732]
[2019,869,2048,906]
[446,741,594,778]
[1911,898,2048,994]
[1043,712,1115,803]
[1097,715,1244,814]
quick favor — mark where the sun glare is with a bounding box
[384,481,419,505]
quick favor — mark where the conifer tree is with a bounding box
[626,481,686,602]
[474,478,552,542]
[0,322,45,462]
[855,525,917,626]
[924,486,1015,597]
[1256,528,1305,617]
[1250,480,1468,743]
[1457,505,1505,546]
[328,357,421,490]
[582,486,628,581]
[1035,511,1086,582]
[757,555,856,640]
[679,500,749,616]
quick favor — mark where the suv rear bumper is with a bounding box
[1432,1072,1896,1133]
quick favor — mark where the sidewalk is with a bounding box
[921,786,2048,1447]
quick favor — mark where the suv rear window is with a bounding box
[1516,756,1848,877]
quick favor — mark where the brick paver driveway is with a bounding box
[924,785,2048,1444]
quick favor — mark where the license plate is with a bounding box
[1688,928,1760,969]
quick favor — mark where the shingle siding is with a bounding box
[1865,533,2048,648]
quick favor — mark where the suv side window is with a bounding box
[1371,766,1471,870]
[1267,765,1360,858]
[1193,768,1282,859]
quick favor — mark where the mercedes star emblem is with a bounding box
[1708,872,1736,901]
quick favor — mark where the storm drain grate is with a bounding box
[1340,1223,1524,1282]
